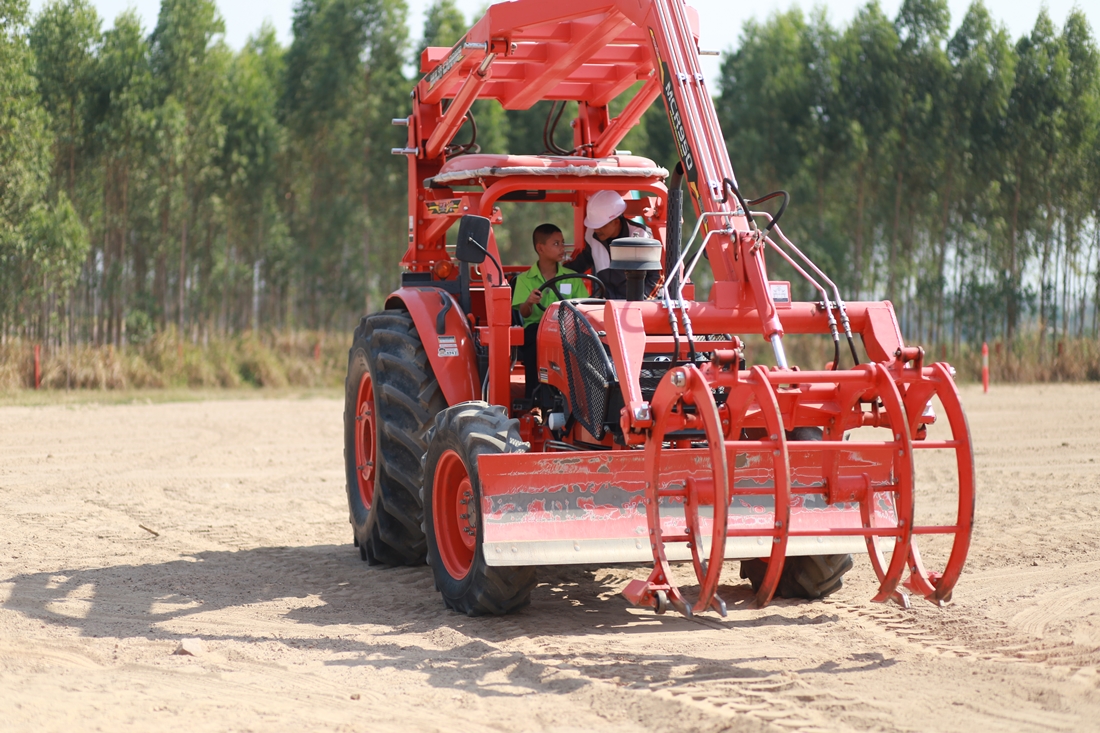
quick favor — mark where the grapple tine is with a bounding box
[900,361,975,605]
[868,363,915,603]
[624,364,729,618]
[746,366,791,608]
[670,596,693,618]
[903,540,938,598]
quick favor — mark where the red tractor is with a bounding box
[344,0,974,616]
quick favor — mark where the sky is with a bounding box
[28,0,1100,89]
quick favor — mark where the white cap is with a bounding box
[583,190,627,229]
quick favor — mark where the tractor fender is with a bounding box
[385,287,480,406]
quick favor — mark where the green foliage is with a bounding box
[0,0,51,240]
[717,0,1100,357]
[23,191,89,289]
[281,0,409,319]
[417,0,464,58]
[0,0,54,331]
[1,0,1098,376]
[28,0,100,191]
[149,0,224,98]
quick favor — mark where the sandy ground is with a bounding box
[2,383,1100,732]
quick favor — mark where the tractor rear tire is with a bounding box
[422,403,536,615]
[739,553,854,600]
[738,427,854,600]
[344,311,446,565]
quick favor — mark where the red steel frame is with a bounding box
[378,0,975,615]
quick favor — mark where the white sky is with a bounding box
[30,0,1100,89]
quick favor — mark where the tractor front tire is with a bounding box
[739,553,854,600]
[422,403,536,615]
[739,427,854,600]
[344,311,446,565]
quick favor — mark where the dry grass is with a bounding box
[0,329,346,395]
[725,330,1100,384]
[956,334,1100,383]
[2,326,1097,399]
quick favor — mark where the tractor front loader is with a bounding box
[343,0,975,617]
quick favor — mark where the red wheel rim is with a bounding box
[354,372,376,508]
[433,449,476,580]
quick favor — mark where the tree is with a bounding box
[88,8,153,346]
[29,0,100,198]
[1057,10,1099,339]
[717,9,817,195]
[944,1,1015,347]
[23,191,90,301]
[149,0,227,332]
[1003,11,1070,349]
[833,2,900,298]
[2,0,1098,366]
[889,0,951,321]
[282,0,410,325]
[0,0,54,338]
[221,23,287,332]
[417,0,463,60]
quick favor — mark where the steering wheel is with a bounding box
[537,273,606,302]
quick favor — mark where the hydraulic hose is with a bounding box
[666,162,684,296]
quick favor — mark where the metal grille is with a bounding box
[638,356,674,400]
[558,302,616,439]
[639,354,729,405]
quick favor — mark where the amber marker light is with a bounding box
[434,259,455,279]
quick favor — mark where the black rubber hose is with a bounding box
[745,190,790,232]
[743,189,787,230]
[665,162,684,296]
[669,161,685,189]
[446,108,480,156]
[541,101,555,153]
[552,101,570,154]
[721,178,755,230]
[464,108,479,153]
[543,101,570,155]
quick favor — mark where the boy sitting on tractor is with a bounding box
[513,223,587,398]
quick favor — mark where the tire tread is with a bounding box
[423,403,537,616]
[344,310,445,566]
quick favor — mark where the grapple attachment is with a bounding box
[624,355,974,614]
[477,351,973,616]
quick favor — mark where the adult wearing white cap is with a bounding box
[566,190,660,300]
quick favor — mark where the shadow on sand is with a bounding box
[3,544,875,696]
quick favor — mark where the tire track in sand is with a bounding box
[446,568,898,732]
[822,595,1100,669]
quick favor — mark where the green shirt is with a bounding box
[511,262,588,328]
